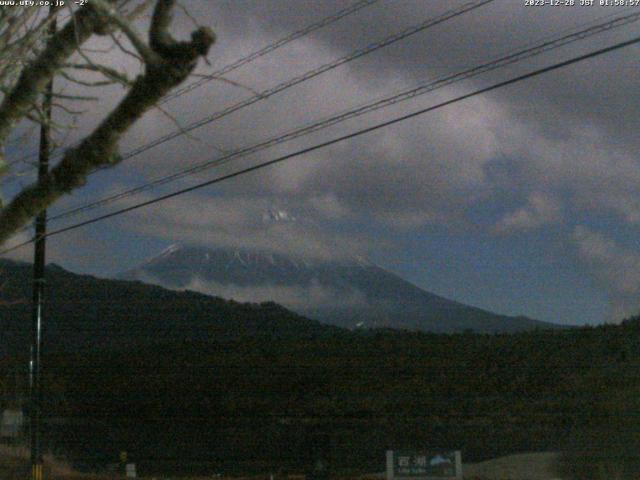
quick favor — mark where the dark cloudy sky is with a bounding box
[4,0,640,326]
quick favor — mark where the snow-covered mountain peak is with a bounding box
[353,255,372,268]
[119,243,559,334]
[135,243,183,269]
[262,208,296,224]
[159,243,182,257]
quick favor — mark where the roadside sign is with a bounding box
[1,409,24,438]
[386,450,462,480]
[125,463,137,478]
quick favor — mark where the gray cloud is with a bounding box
[572,226,640,322]
[110,190,385,261]
[0,231,32,263]
[4,1,640,324]
[494,192,563,234]
[182,277,369,311]
[34,1,640,236]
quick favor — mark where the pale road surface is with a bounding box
[462,452,563,480]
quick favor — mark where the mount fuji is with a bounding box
[119,244,561,334]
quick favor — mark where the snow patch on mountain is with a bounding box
[119,243,562,333]
[262,208,296,224]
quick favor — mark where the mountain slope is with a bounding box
[120,245,562,333]
[0,259,342,356]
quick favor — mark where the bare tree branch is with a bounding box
[64,63,132,86]
[91,0,158,64]
[0,0,215,245]
[0,7,106,157]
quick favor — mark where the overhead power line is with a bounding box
[115,0,495,159]
[4,0,489,176]
[3,0,382,170]
[47,9,640,223]
[160,0,382,104]
[5,0,493,175]
[2,32,639,256]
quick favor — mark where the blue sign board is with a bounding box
[386,450,462,480]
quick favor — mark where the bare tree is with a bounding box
[0,0,215,246]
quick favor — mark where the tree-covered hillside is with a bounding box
[1,259,637,479]
[2,323,639,478]
[0,260,341,356]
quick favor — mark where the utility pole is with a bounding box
[30,6,56,480]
